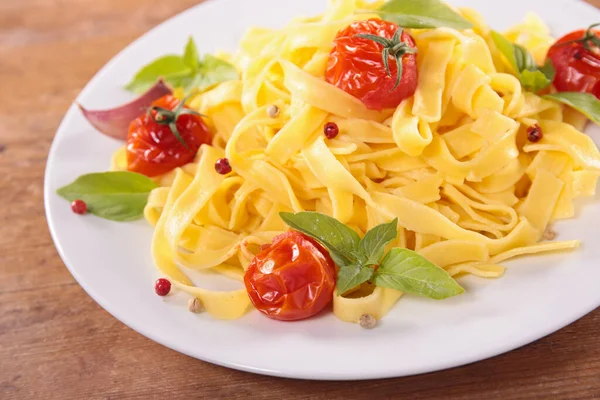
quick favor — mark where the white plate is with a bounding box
[45,0,600,380]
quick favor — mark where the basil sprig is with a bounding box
[280,212,464,299]
[544,92,600,126]
[57,171,158,221]
[490,31,600,126]
[490,30,555,92]
[125,37,238,95]
[372,0,473,30]
[374,248,464,299]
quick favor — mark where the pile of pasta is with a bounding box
[118,0,600,321]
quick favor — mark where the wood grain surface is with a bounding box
[1,0,600,398]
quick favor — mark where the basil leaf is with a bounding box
[359,218,398,266]
[490,31,554,92]
[544,92,600,126]
[520,59,554,92]
[513,44,537,72]
[124,55,191,94]
[125,39,237,95]
[375,0,473,30]
[490,30,519,72]
[56,171,158,222]
[373,248,464,299]
[520,66,553,92]
[539,59,556,81]
[188,54,238,94]
[183,37,200,70]
[336,264,374,296]
[279,211,360,266]
[491,30,538,72]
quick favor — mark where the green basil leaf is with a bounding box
[544,92,600,126]
[513,44,537,72]
[520,66,553,93]
[336,265,374,296]
[187,54,238,94]
[490,30,554,92]
[490,30,519,72]
[373,248,464,299]
[56,171,158,222]
[125,40,237,95]
[521,60,554,92]
[539,59,556,81]
[124,55,191,94]
[279,211,361,267]
[375,0,473,29]
[491,30,537,73]
[359,218,398,266]
[183,37,200,70]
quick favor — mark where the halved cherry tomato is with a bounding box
[244,230,336,321]
[126,95,212,177]
[325,19,418,111]
[547,25,600,98]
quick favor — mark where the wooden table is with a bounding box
[2,0,600,398]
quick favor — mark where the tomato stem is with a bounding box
[147,96,204,149]
[355,27,417,91]
[554,22,600,53]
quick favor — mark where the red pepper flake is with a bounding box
[155,278,171,296]
[324,122,339,139]
[215,158,232,175]
[527,124,543,143]
[71,199,87,215]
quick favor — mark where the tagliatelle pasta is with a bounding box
[108,0,600,323]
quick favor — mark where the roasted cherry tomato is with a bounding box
[325,19,418,111]
[547,24,600,98]
[244,230,336,321]
[126,95,212,177]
